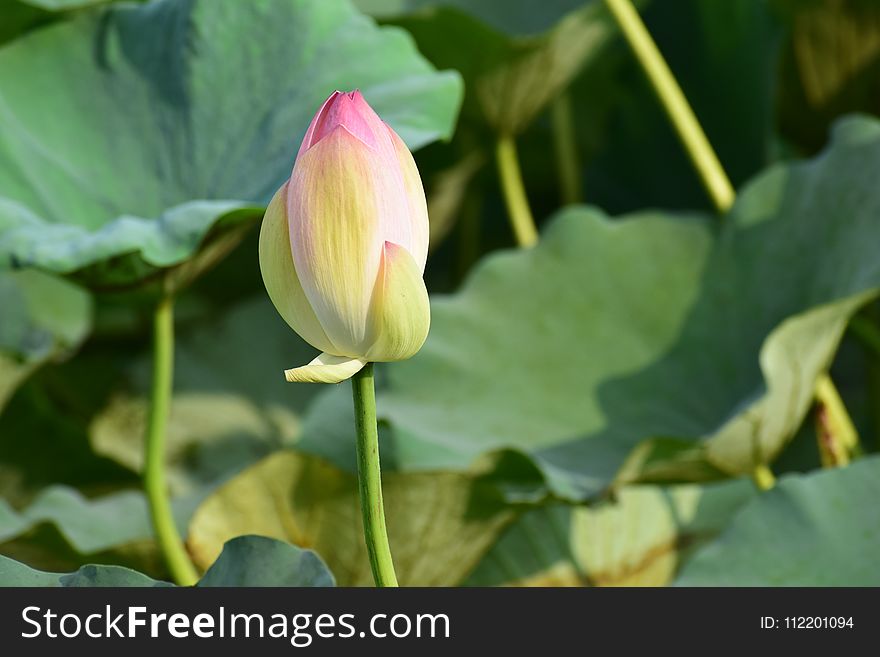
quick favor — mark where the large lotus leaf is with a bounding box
[676,455,880,586]
[0,554,172,586]
[358,0,633,135]
[0,534,332,586]
[465,479,753,586]
[0,482,204,577]
[0,268,91,411]
[187,450,515,586]
[378,115,880,499]
[197,535,334,587]
[0,0,462,287]
[0,486,153,552]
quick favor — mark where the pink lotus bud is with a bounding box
[259,90,430,384]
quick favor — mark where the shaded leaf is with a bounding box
[0,554,172,587]
[0,269,91,411]
[0,0,120,47]
[366,0,631,135]
[676,455,880,586]
[355,0,588,36]
[89,296,319,494]
[198,535,334,587]
[380,115,880,499]
[0,486,152,553]
[188,450,514,586]
[0,534,330,586]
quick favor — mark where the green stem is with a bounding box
[352,363,398,587]
[551,92,583,205]
[751,465,776,491]
[496,136,539,247]
[144,296,199,586]
[814,372,861,466]
[603,0,735,213]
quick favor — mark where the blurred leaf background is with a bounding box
[1,0,879,586]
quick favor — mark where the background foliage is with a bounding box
[1,0,878,586]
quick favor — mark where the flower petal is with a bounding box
[287,125,401,355]
[298,90,377,156]
[365,241,431,362]
[258,183,336,354]
[284,352,366,384]
[386,125,429,272]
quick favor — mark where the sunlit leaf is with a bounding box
[0,0,462,287]
[188,450,514,586]
[466,480,753,586]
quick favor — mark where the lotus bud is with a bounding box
[259,90,430,384]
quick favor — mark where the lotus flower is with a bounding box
[259,90,430,384]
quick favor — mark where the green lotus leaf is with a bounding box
[0,0,462,287]
[466,479,754,586]
[379,115,880,499]
[0,486,154,553]
[0,535,332,586]
[0,554,172,586]
[197,535,334,587]
[676,455,880,586]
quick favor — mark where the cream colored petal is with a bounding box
[287,125,407,355]
[365,241,431,362]
[386,126,429,272]
[258,183,336,354]
[284,353,366,384]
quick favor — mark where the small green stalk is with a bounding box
[751,465,776,491]
[603,0,735,214]
[352,363,398,587]
[496,136,539,248]
[551,92,583,205]
[814,372,861,467]
[605,0,862,486]
[144,296,199,586]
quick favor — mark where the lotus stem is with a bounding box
[815,372,861,467]
[496,136,539,247]
[352,363,398,587]
[144,295,199,586]
[603,0,735,214]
